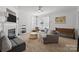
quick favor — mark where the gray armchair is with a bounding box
[43,31,59,44]
[0,31,26,52]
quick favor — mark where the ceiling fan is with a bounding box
[34,6,44,16]
[37,6,43,13]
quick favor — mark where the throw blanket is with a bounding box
[1,31,12,52]
[2,36,12,52]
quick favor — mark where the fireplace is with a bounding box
[8,29,16,39]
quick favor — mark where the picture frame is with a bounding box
[55,16,66,24]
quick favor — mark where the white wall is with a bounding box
[18,10,35,33]
[49,10,77,30]
[77,7,79,36]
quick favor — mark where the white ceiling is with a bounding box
[18,6,77,16]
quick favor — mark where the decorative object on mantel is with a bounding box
[55,16,66,24]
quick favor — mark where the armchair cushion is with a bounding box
[8,37,26,52]
[43,34,59,44]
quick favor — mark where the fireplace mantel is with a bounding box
[4,22,17,36]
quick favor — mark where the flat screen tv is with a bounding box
[7,14,16,23]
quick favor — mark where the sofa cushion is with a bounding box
[10,40,17,47]
[13,38,25,45]
[8,38,26,52]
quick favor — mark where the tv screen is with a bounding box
[7,14,16,22]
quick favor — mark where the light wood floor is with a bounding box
[21,33,77,52]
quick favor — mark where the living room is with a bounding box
[0,6,79,52]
